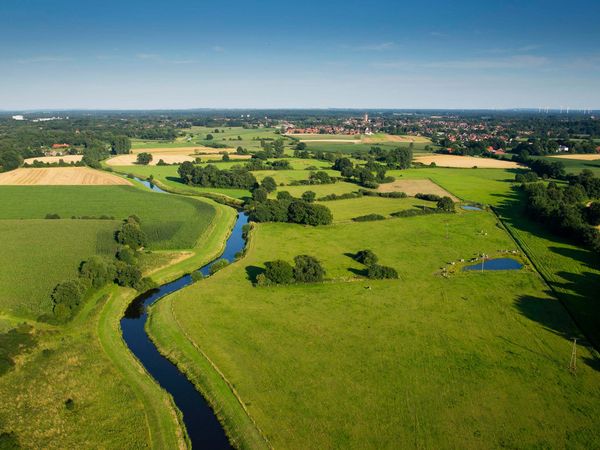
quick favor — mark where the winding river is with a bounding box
[121,178,247,448]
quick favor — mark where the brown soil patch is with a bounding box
[24,155,83,164]
[0,167,131,185]
[549,154,600,161]
[377,179,459,201]
[415,154,522,168]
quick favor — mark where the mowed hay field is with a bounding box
[415,154,522,168]
[0,219,118,319]
[150,213,600,449]
[377,178,459,200]
[23,155,83,164]
[0,167,131,185]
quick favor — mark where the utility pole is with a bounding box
[569,338,577,374]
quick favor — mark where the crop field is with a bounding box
[0,185,216,250]
[23,155,83,164]
[0,167,132,185]
[414,154,523,168]
[318,196,434,222]
[151,212,600,449]
[304,141,432,154]
[0,219,119,319]
[376,178,459,200]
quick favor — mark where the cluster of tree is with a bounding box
[248,191,333,226]
[512,154,567,179]
[353,249,398,279]
[331,157,392,188]
[24,159,84,168]
[511,138,599,157]
[178,162,257,189]
[567,170,600,198]
[368,146,413,169]
[251,139,285,159]
[522,180,600,253]
[111,136,132,154]
[289,171,335,186]
[258,255,325,285]
[514,171,539,183]
[245,159,292,171]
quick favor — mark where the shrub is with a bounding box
[415,193,441,202]
[209,258,229,275]
[436,196,455,212]
[51,279,88,321]
[355,249,378,266]
[367,264,398,279]
[114,262,142,287]
[252,187,268,203]
[156,159,168,166]
[133,277,158,292]
[136,152,153,165]
[352,214,386,222]
[191,271,205,283]
[293,255,325,282]
[117,221,147,250]
[261,176,277,193]
[264,260,295,284]
[116,246,137,265]
[45,213,61,219]
[302,190,316,203]
[79,256,116,289]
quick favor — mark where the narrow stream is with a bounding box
[121,178,248,448]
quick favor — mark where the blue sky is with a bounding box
[1,0,599,109]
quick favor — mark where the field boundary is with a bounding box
[491,206,600,352]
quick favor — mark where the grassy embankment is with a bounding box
[0,180,237,448]
[150,207,600,448]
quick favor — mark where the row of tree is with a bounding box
[178,162,257,189]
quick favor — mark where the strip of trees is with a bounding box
[178,162,257,189]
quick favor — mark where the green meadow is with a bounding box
[318,196,434,222]
[150,210,600,449]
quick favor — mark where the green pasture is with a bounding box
[269,181,360,199]
[318,196,435,222]
[151,212,600,449]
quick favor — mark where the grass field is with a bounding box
[0,185,216,250]
[317,196,434,222]
[150,212,600,449]
[0,219,119,319]
[269,181,360,199]
[0,167,131,185]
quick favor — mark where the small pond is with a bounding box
[461,205,483,211]
[463,258,523,271]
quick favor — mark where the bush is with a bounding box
[45,213,61,219]
[51,279,88,321]
[136,152,153,165]
[114,262,142,287]
[415,193,441,202]
[367,264,398,279]
[117,219,147,250]
[293,255,325,282]
[261,176,277,193]
[301,191,316,203]
[133,277,158,292]
[352,214,386,222]
[437,196,455,212]
[209,258,229,275]
[264,260,295,284]
[191,271,205,283]
[116,246,137,265]
[79,256,116,289]
[355,249,378,266]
